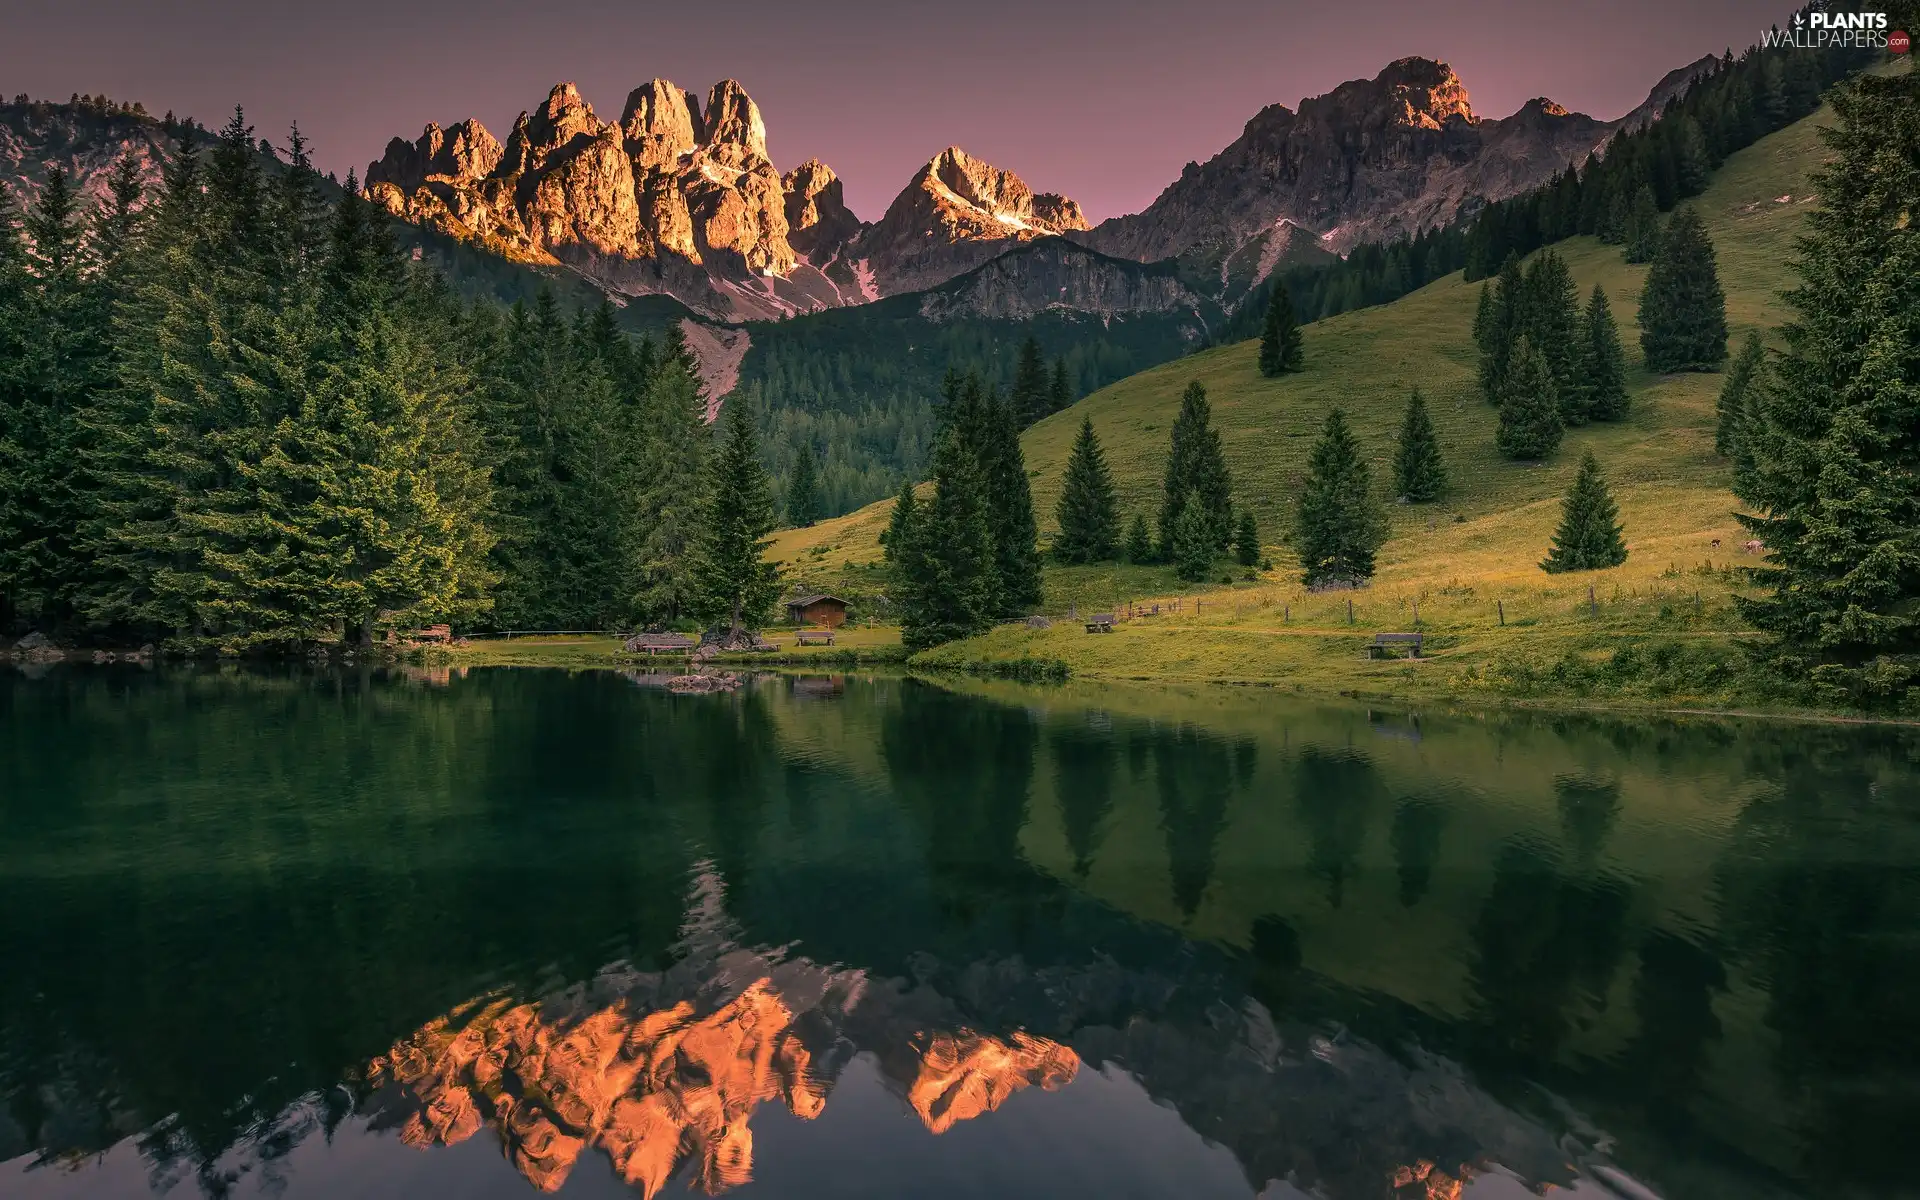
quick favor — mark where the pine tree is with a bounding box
[785,441,821,527]
[1600,189,1630,245]
[689,400,781,635]
[1054,416,1118,564]
[1159,381,1233,557]
[1733,66,1920,709]
[896,427,998,651]
[1048,358,1072,416]
[1258,285,1304,376]
[1471,282,1494,350]
[1172,490,1214,582]
[1391,389,1447,502]
[1638,205,1728,372]
[974,386,1042,613]
[631,330,707,625]
[1521,250,1580,418]
[1294,408,1387,587]
[1123,513,1154,564]
[1011,335,1049,425]
[1496,335,1565,460]
[1541,451,1628,573]
[1581,284,1630,422]
[1233,510,1260,568]
[1477,254,1524,405]
[1624,185,1662,264]
[1716,330,1765,456]
[881,481,916,565]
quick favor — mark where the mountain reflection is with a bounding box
[3,668,1918,1199]
[369,870,1075,1195]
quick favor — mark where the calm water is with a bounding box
[1,667,1917,1200]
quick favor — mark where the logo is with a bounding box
[1762,9,1895,49]
[1891,29,1912,53]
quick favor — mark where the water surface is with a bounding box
[2,666,1916,1198]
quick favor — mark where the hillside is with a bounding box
[768,88,1851,704]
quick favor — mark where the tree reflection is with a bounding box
[1293,747,1381,909]
[1555,774,1622,869]
[1152,725,1234,919]
[1051,723,1118,877]
[1390,796,1448,907]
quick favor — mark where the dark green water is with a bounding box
[2,667,1916,1199]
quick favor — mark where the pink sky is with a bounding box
[3,0,1790,223]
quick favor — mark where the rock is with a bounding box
[14,632,53,651]
[620,80,701,171]
[11,632,63,662]
[854,146,1087,296]
[667,671,743,694]
[782,159,862,260]
[700,80,767,160]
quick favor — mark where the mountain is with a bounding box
[1082,57,1625,269]
[364,80,1093,321]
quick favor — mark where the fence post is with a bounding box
[1347,597,1354,625]
[1284,605,1289,624]
[1588,585,1597,618]
[1497,600,1505,626]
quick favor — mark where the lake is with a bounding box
[1,666,1916,1199]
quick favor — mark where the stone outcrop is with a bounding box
[915,238,1204,323]
[853,146,1089,297]
[366,79,809,319]
[1083,55,1656,269]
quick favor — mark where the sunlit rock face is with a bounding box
[366,870,1077,1196]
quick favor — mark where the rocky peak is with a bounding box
[782,159,861,259]
[924,146,1088,234]
[523,82,604,162]
[621,79,701,171]
[1364,57,1476,129]
[702,80,767,161]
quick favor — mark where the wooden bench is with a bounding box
[796,630,836,646]
[625,632,697,656]
[1085,614,1115,633]
[412,624,452,643]
[1369,632,1423,659]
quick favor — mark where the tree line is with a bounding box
[0,110,784,649]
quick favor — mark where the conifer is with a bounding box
[1172,490,1214,582]
[1541,451,1628,573]
[1159,382,1233,557]
[1581,284,1630,422]
[1733,67,1920,708]
[632,343,707,625]
[1715,330,1764,456]
[1496,335,1564,460]
[1123,513,1154,565]
[1600,189,1629,245]
[1294,408,1386,587]
[1391,389,1447,502]
[975,386,1043,612]
[689,401,781,635]
[1638,205,1728,372]
[785,442,821,527]
[1477,254,1523,405]
[896,428,999,651]
[1521,250,1580,417]
[1011,335,1049,425]
[1258,285,1304,376]
[1054,416,1118,564]
[881,481,917,565]
[1623,185,1661,264]
[1048,358,1072,415]
[1233,510,1260,568]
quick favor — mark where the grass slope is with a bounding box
[769,97,1858,711]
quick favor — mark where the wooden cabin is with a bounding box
[785,594,850,628]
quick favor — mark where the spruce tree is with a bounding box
[897,428,998,651]
[1258,285,1303,376]
[1054,416,1118,564]
[1624,185,1662,263]
[881,480,917,566]
[1638,205,1728,373]
[1715,330,1764,456]
[975,387,1042,613]
[1159,381,1233,557]
[1123,513,1154,565]
[631,330,707,625]
[1521,250,1580,418]
[785,442,821,527]
[1294,408,1387,587]
[1011,335,1049,425]
[1048,358,1072,416]
[1233,510,1260,568]
[1477,254,1524,406]
[1600,189,1629,245]
[1733,66,1920,708]
[689,401,781,635]
[1541,451,1628,573]
[1496,335,1564,460]
[1392,389,1447,502]
[1172,490,1214,582]
[1581,284,1630,422]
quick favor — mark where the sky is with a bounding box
[2,0,1794,223]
